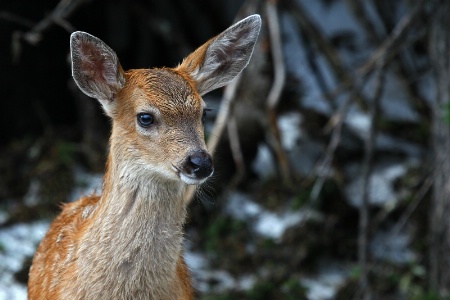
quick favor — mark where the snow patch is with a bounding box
[23,180,40,207]
[194,269,257,293]
[254,211,304,239]
[185,249,257,293]
[252,144,277,179]
[281,12,333,115]
[225,192,313,239]
[278,112,303,151]
[0,221,50,300]
[371,226,417,265]
[345,110,371,138]
[0,211,8,225]
[345,163,408,207]
[69,167,103,202]
[300,262,352,300]
[184,251,208,270]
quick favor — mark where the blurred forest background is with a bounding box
[1,0,450,299]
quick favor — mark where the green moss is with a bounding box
[55,141,77,166]
[201,294,235,300]
[239,277,307,300]
[410,289,444,300]
[281,278,308,300]
[291,190,309,211]
[260,237,276,250]
[245,280,276,299]
[205,215,247,254]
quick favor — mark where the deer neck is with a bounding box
[77,144,188,297]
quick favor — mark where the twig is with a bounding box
[392,175,432,237]
[310,81,366,203]
[356,62,385,300]
[348,0,430,122]
[0,11,34,28]
[286,0,347,82]
[297,24,337,111]
[310,0,426,202]
[346,0,382,45]
[357,0,424,76]
[357,169,433,296]
[286,0,368,110]
[358,0,429,122]
[428,0,450,291]
[226,115,246,189]
[266,0,285,110]
[9,0,88,63]
[22,0,87,45]
[207,75,242,156]
[266,0,292,185]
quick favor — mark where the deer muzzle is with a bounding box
[176,150,213,185]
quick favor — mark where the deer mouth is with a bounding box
[172,150,213,185]
[172,164,211,185]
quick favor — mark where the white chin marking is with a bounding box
[180,173,206,185]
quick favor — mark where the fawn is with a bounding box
[28,15,261,299]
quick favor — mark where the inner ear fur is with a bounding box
[70,31,125,116]
[176,14,262,96]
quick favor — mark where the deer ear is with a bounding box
[177,14,261,96]
[70,31,125,116]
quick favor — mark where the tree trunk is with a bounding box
[429,0,450,296]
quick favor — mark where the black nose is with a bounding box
[182,150,213,179]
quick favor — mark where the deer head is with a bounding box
[70,15,261,187]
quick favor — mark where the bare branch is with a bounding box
[346,0,381,45]
[226,115,246,189]
[428,0,450,292]
[392,176,432,236]
[266,0,292,185]
[207,76,242,156]
[22,0,88,45]
[285,0,369,110]
[357,63,386,299]
[357,0,425,76]
[311,0,426,202]
[266,0,285,111]
[310,68,373,202]
[0,11,34,28]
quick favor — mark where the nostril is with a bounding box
[183,151,213,179]
[189,155,208,169]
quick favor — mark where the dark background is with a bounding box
[2,0,450,299]
[0,0,242,144]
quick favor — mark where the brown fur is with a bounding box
[28,69,200,300]
[28,15,261,300]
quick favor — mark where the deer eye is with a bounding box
[137,113,154,128]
